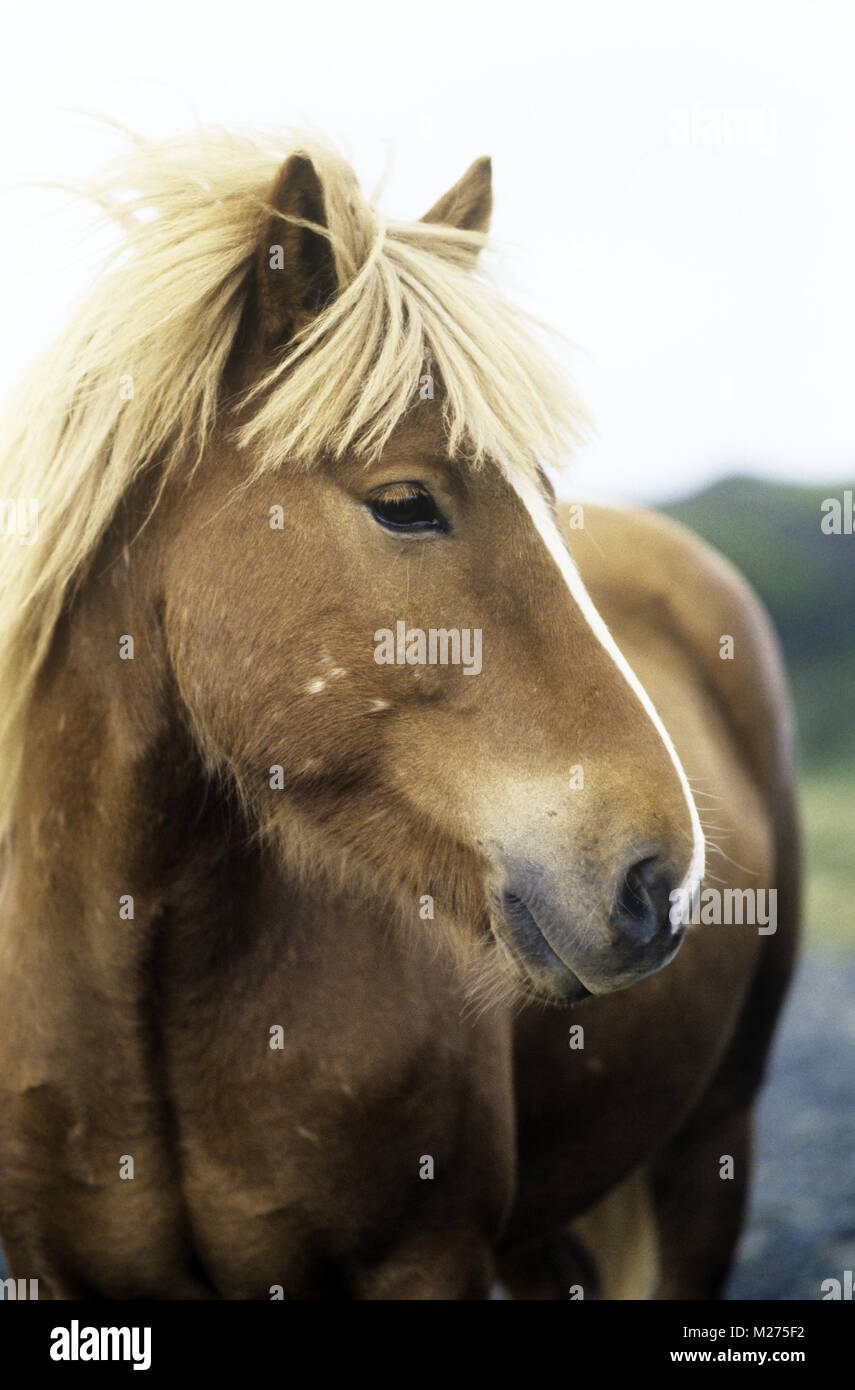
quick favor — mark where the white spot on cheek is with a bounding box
[306,664,346,694]
[368,698,390,712]
[510,472,706,895]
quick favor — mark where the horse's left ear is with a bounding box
[422,156,493,235]
[256,153,339,349]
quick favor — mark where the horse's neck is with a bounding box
[8,541,229,954]
[12,554,376,1001]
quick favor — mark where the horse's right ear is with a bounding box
[255,154,339,350]
[422,156,493,235]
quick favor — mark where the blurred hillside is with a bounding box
[663,475,854,951]
[664,476,855,773]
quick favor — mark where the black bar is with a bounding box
[0,1298,848,1379]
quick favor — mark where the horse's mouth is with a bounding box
[490,891,592,1006]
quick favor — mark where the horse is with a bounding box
[0,129,799,1299]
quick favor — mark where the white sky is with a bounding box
[1,0,852,502]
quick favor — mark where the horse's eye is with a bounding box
[368,483,448,533]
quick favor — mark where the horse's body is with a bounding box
[0,133,798,1299]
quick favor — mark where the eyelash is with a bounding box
[367,483,449,534]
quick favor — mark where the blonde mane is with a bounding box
[0,125,588,838]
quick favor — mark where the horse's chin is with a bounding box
[521,970,592,1008]
[487,903,592,1007]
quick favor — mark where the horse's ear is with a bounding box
[422,156,493,235]
[256,154,339,349]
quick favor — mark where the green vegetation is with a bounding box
[663,475,854,952]
[800,775,855,952]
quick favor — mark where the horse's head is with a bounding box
[160,148,704,1005]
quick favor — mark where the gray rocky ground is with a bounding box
[725,950,855,1300]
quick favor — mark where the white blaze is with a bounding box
[511,472,706,905]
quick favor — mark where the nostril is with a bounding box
[612,855,673,945]
[618,859,656,923]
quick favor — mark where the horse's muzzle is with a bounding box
[489,850,687,1001]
